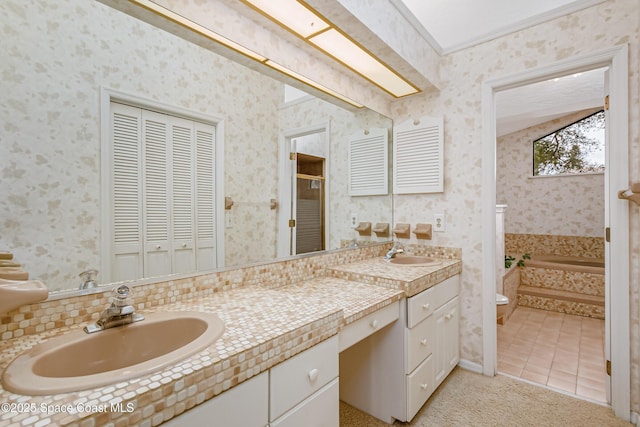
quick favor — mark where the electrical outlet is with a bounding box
[350,213,358,228]
[434,213,445,232]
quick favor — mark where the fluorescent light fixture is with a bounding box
[266,60,364,108]
[243,0,420,98]
[132,0,267,62]
[129,0,364,108]
[310,29,418,97]
[242,0,329,37]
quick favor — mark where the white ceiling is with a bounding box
[496,68,606,136]
[392,0,606,54]
[391,0,606,135]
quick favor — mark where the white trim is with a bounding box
[99,87,226,281]
[457,359,483,374]
[277,123,330,258]
[481,45,630,420]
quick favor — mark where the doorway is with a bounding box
[494,71,607,402]
[481,45,630,420]
[277,125,329,258]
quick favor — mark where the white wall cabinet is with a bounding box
[340,274,460,423]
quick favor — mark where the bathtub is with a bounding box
[518,254,605,319]
[526,254,604,275]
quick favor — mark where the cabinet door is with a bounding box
[162,372,268,427]
[444,297,460,374]
[434,296,459,386]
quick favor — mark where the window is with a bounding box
[532,110,605,176]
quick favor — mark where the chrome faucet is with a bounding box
[84,285,144,334]
[383,242,405,260]
[79,269,98,290]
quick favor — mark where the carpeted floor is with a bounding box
[340,367,632,426]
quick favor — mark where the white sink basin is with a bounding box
[2,311,224,395]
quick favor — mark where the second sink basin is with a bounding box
[2,311,224,395]
[388,255,441,266]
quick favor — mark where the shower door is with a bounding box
[291,153,325,255]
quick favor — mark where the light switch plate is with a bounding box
[434,213,445,232]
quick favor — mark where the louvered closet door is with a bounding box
[111,103,144,282]
[171,117,196,274]
[142,110,172,278]
[194,122,216,271]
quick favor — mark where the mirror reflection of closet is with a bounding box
[289,132,327,255]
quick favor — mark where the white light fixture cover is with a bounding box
[244,0,329,37]
[243,0,418,98]
[310,29,418,97]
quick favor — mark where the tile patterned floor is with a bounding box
[497,306,607,403]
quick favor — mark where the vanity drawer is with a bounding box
[406,355,434,422]
[339,301,399,352]
[407,286,437,328]
[270,335,338,421]
[271,378,339,427]
[406,314,435,374]
[437,275,460,307]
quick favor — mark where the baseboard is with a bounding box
[457,359,483,374]
[631,411,639,426]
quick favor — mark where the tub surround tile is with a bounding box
[505,233,604,259]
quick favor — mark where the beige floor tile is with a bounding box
[576,384,607,402]
[521,369,549,385]
[498,361,524,377]
[497,307,605,403]
[547,376,577,394]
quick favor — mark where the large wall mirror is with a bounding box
[0,0,393,294]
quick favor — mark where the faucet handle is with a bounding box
[111,285,133,307]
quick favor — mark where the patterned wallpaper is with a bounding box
[279,98,394,252]
[0,0,287,291]
[391,0,639,381]
[497,109,605,237]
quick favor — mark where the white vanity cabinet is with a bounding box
[270,336,339,426]
[163,336,339,427]
[340,274,460,423]
[162,371,269,427]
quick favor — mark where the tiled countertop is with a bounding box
[328,257,463,297]
[0,277,403,426]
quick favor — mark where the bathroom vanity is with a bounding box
[0,247,461,426]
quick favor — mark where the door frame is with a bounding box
[480,45,630,420]
[277,123,330,258]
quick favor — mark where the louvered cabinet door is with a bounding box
[110,103,144,282]
[348,128,388,196]
[170,117,196,274]
[194,122,216,272]
[141,110,172,278]
[393,117,443,194]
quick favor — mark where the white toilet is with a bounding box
[496,293,509,324]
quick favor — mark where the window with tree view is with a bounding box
[532,110,605,176]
